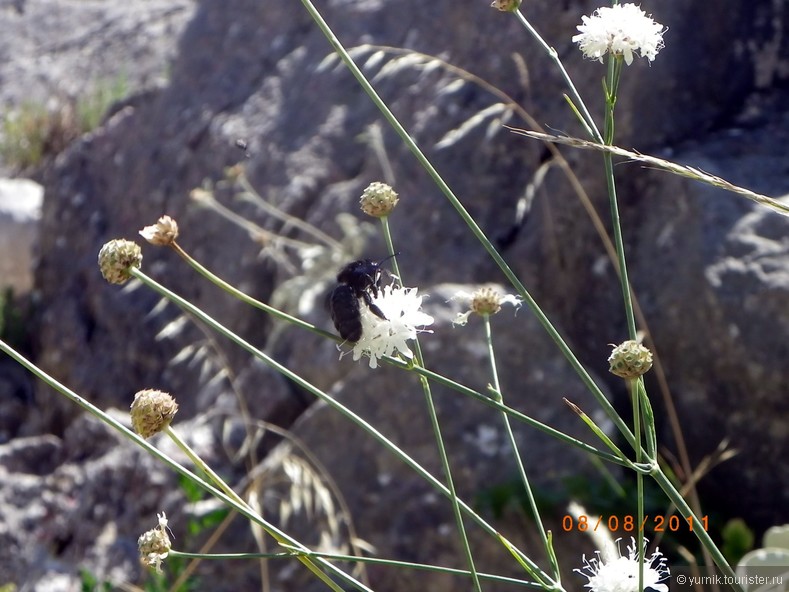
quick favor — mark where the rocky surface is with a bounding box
[1,0,788,589]
[0,177,42,293]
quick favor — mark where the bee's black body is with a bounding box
[328,259,389,342]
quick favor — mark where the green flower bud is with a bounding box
[608,340,653,379]
[360,182,399,218]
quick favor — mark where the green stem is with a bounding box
[407,362,627,466]
[125,269,555,588]
[170,549,543,588]
[297,0,637,452]
[483,314,560,584]
[630,379,645,592]
[511,9,602,143]
[164,425,249,511]
[651,466,743,592]
[603,56,637,340]
[379,216,483,592]
[171,243,337,341]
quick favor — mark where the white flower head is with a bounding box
[576,536,669,592]
[347,284,433,369]
[450,286,522,326]
[573,3,666,65]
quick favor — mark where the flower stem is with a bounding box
[379,216,483,592]
[163,425,248,510]
[170,549,543,588]
[603,56,637,340]
[483,314,560,584]
[170,242,337,341]
[512,9,603,143]
[651,466,744,592]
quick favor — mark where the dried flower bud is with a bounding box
[139,216,179,246]
[138,512,171,573]
[471,287,504,316]
[98,239,142,285]
[130,389,179,439]
[490,0,521,12]
[608,340,653,379]
[360,182,399,218]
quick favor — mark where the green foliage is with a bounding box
[0,74,128,170]
[722,518,755,564]
[0,101,65,170]
[0,288,29,351]
[143,562,200,592]
[78,568,113,592]
[177,472,229,548]
[76,74,129,132]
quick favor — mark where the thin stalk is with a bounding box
[651,467,744,592]
[298,0,637,452]
[169,550,542,588]
[406,362,627,466]
[379,216,483,592]
[603,57,637,340]
[164,425,249,511]
[511,9,602,143]
[0,340,361,592]
[604,52,641,588]
[170,242,336,341]
[483,314,560,583]
[630,379,645,592]
[125,269,555,587]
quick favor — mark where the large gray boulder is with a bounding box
[1,0,787,588]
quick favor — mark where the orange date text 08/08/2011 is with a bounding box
[562,514,709,533]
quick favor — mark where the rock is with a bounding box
[0,177,43,293]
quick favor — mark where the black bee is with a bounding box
[328,258,392,342]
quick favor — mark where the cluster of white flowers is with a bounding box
[573,3,666,65]
[576,537,670,592]
[348,284,434,369]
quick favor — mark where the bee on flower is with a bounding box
[346,283,434,369]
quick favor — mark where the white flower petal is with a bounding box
[574,3,665,65]
[348,284,433,368]
[576,537,669,592]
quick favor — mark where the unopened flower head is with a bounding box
[130,389,179,439]
[360,182,399,218]
[348,284,433,369]
[451,286,522,326]
[608,340,653,379]
[138,512,171,573]
[573,3,666,65]
[139,215,179,246]
[98,239,142,285]
[576,536,669,592]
